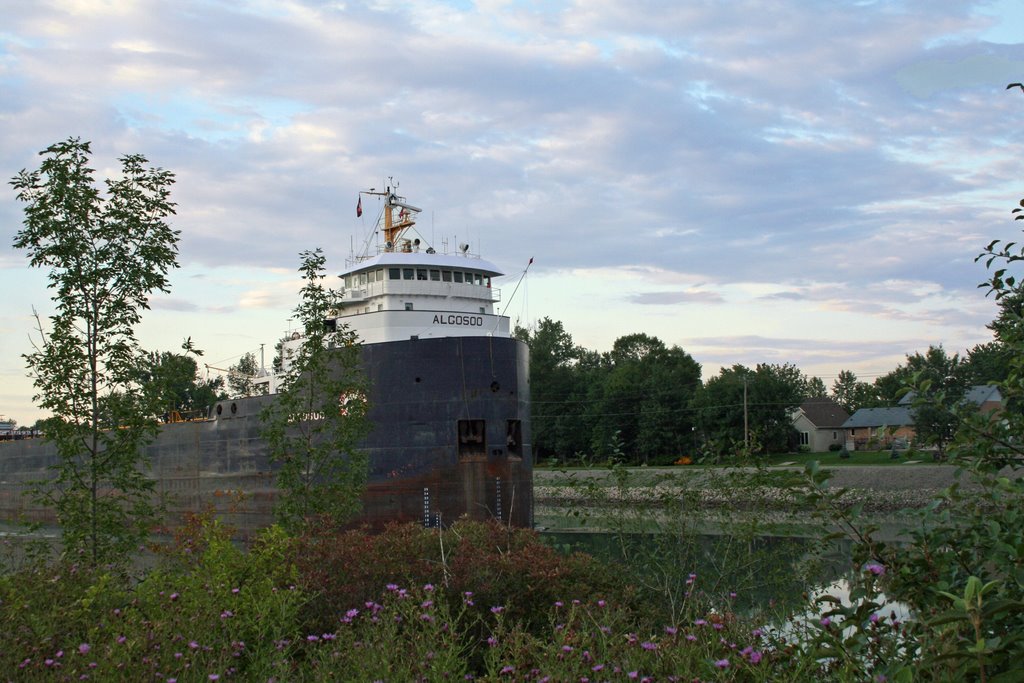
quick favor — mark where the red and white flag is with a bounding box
[356,197,362,217]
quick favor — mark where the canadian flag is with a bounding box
[356,197,362,217]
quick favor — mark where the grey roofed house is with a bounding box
[841,406,916,449]
[842,406,914,430]
[792,397,849,452]
[898,384,1003,409]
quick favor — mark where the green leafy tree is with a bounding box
[889,346,968,458]
[143,343,225,418]
[227,351,263,398]
[590,334,701,464]
[831,369,879,413]
[261,249,370,530]
[693,363,803,457]
[11,138,179,565]
[514,318,590,462]
[803,375,828,399]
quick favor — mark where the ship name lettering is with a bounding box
[432,314,483,327]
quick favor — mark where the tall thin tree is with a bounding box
[261,249,370,530]
[11,138,179,565]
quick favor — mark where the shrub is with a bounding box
[291,519,636,636]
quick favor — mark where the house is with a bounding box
[792,397,850,452]
[843,384,1004,450]
[841,406,915,450]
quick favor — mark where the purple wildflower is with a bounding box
[685,634,697,642]
[424,583,435,592]
[490,605,505,614]
[641,641,657,651]
[820,617,832,627]
[555,600,563,607]
[628,673,639,680]
[597,599,606,607]
[714,659,730,669]
[386,583,399,591]
[866,563,886,576]
[78,644,90,655]
[664,626,678,636]
[694,619,707,626]
[500,665,515,674]
[170,592,179,601]
[487,636,499,648]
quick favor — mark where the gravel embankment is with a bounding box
[534,464,1008,514]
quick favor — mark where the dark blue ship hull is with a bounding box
[0,336,532,535]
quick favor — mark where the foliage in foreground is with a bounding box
[0,516,912,682]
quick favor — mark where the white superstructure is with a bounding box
[334,183,511,344]
[268,183,512,387]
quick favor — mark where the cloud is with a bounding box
[0,0,1020,422]
[629,290,725,305]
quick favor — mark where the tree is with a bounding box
[11,138,179,565]
[886,346,968,458]
[803,375,828,399]
[831,369,879,413]
[514,318,597,463]
[261,249,370,530]
[589,334,701,464]
[143,342,225,417]
[227,351,262,398]
[692,363,804,457]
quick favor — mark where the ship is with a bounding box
[0,182,533,535]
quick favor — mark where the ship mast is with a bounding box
[359,179,422,252]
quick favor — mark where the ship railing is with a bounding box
[341,281,501,302]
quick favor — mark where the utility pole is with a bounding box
[743,375,749,452]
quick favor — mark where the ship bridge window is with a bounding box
[376,268,384,281]
[367,270,376,283]
[453,272,463,283]
[405,302,413,311]
[417,269,427,280]
[359,273,368,285]
[442,270,452,282]
[389,268,401,280]
[474,273,483,286]
[344,275,353,288]
[430,269,440,281]
[403,268,414,280]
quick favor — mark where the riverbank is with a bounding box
[532,463,998,538]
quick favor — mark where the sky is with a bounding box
[2,0,1024,424]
